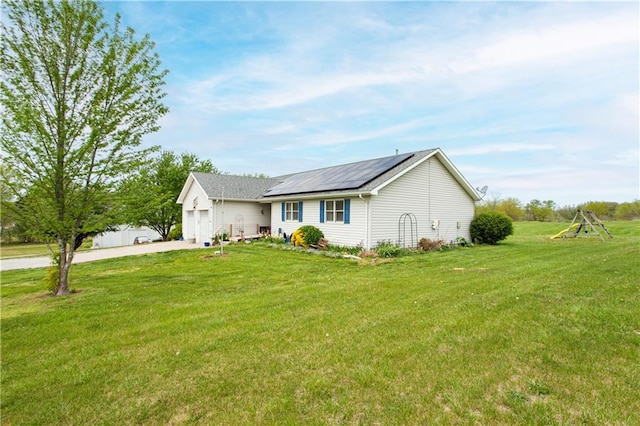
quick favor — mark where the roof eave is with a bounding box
[176,173,196,204]
[370,148,481,200]
[261,190,374,202]
[433,149,482,201]
[209,197,263,203]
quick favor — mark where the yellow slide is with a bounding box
[550,223,580,239]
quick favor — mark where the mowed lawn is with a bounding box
[1,222,638,425]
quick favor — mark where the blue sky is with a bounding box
[104,1,639,206]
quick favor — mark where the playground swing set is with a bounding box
[550,210,613,241]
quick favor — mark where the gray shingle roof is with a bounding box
[188,148,478,201]
[190,172,280,200]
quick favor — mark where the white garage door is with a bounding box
[186,210,195,241]
[198,210,209,243]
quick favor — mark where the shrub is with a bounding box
[168,224,182,240]
[291,229,306,247]
[325,244,361,256]
[418,238,445,251]
[44,253,61,294]
[376,241,402,258]
[292,225,324,248]
[213,232,229,243]
[454,237,473,247]
[470,212,514,245]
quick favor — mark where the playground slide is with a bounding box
[550,223,579,239]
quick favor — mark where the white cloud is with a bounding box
[183,66,434,112]
[108,1,639,205]
[454,12,638,74]
[449,143,556,156]
[177,4,638,117]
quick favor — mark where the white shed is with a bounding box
[92,225,162,248]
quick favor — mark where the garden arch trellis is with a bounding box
[398,213,418,248]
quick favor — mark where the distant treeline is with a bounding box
[476,198,640,222]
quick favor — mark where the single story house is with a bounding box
[177,148,481,249]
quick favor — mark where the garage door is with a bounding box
[198,210,209,243]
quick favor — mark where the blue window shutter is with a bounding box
[320,200,325,223]
[298,201,303,222]
[281,202,285,222]
[344,199,350,224]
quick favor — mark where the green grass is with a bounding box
[0,242,56,259]
[0,240,92,259]
[1,222,639,424]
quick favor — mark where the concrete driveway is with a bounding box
[0,241,205,271]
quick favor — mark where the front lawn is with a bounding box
[1,222,639,424]
[0,240,92,260]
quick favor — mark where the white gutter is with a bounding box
[263,190,373,203]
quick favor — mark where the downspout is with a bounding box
[428,158,431,224]
[359,193,370,249]
[209,203,213,243]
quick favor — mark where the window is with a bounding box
[283,201,302,222]
[286,202,298,221]
[325,200,344,223]
[320,199,350,224]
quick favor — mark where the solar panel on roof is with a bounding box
[265,153,414,197]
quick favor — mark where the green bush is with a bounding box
[376,241,402,258]
[44,253,61,294]
[296,225,324,246]
[454,237,473,247]
[470,212,514,245]
[168,223,182,240]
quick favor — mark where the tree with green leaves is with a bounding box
[0,162,19,242]
[120,151,217,241]
[476,196,524,221]
[0,0,168,296]
[615,200,640,220]
[496,197,524,221]
[525,199,556,222]
[579,201,618,220]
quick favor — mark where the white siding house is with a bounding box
[368,154,476,246]
[178,148,480,248]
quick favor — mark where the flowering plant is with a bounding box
[291,229,306,247]
[291,225,324,248]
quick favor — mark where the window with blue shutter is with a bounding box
[322,199,350,224]
[283,201,301,221]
